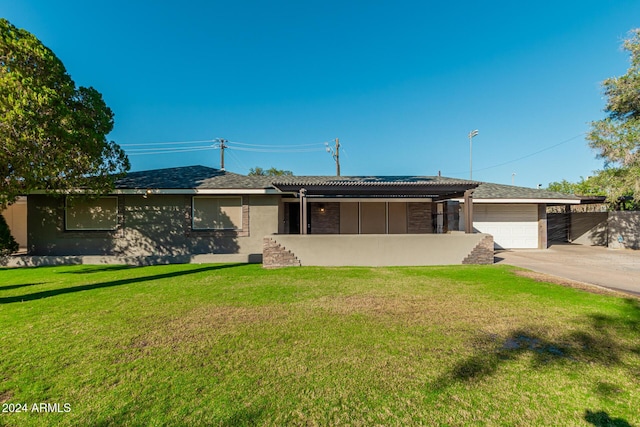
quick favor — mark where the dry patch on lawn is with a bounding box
[0,390,13,404]
[513,270,636,298]
[123,305,292,358]
[308,291,535,333]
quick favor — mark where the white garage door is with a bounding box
[473,204,539,249]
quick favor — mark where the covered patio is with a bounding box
[263,176,494,267]
[272,176,479,236]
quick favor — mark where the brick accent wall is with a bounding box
[462,235,494,265]
[262,237,301,268]
[310,203,340,234]
[407,203,433,233]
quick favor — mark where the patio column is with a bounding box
[464,189,474,234]
[299,188,308,235]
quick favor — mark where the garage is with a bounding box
[472,204,539,249]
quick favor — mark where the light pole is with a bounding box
[468,130,478,180]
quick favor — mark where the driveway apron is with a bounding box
[496,244,640,296]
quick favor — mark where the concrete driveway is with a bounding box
[495,244,640,296]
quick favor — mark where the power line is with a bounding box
[126,145,213,152]
[127,147,215,156]
[225,145,326,153]
[444,133,585,176]
[228,140,328,148]
[119,139,214,147]
[226,148,249,172]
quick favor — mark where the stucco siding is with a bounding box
[27,194,279,259]
[265,233,493,266]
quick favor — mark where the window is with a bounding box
[192,197,242,230]
[65,197,118,231]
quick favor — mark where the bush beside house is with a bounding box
[0,214,18,255]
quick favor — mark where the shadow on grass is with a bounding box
[432,299,640,390]
[584,409,632,427]
[0,282,45,292]
[59,265,136,274]
[0,264,244,305]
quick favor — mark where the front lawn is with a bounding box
[0,264,638,426]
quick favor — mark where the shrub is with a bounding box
[0,214,19,255]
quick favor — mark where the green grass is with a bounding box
[0,264,638,426]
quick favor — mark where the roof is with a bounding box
[112,166,579,202]
[270,175,478,198]
[473,183,580,200]
[270,175,476,186]
[114,166,273,190]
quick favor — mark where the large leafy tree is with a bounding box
[547,170,639,209]
[0,18,129,209]
[587,29,640,203]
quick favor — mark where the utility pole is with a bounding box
[468,130,478,180]
[217,138,227,170]
[325,138,340,176]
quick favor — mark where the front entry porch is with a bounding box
[280,200,447,235]
[266,176,487,267]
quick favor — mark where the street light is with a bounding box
[468,129,478,180]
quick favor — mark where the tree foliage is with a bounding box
[248,166,293,176]
[547,169,639,210]
[0,18,129,209]
[587,29,640,203]
[0,213,18,255]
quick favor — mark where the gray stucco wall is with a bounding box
[547,211,639,249]
[571,212,608,246]
[27,194,279,260]
[608,212,640,249]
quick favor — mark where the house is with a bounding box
[19,166,579,266]
[456,183,580,249]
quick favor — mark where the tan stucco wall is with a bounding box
[267,233,492,266]
[27,194,279,260]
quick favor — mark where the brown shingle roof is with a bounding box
[473,182,580,200]
[114,166,579,201]
[115,166,273,189]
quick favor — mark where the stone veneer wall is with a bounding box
[263,237,301,268]
[462,235,494,264]
[407,203,433,233]
[310,203,340,234]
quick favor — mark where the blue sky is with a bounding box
[3,1,640,187]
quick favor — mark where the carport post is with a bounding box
[299,188,308,235]
[464,189,474,234]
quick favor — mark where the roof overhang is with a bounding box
[29,188,281,196]
[272,182,478,201]
[453,198,581,205]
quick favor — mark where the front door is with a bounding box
[287,202,300,234]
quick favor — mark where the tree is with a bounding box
[0,214,18,255]
[547,176,606,196]
[548,170,638,210]
[0,18,129,209]
[587,28,640,204]
[248,167,293,176]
